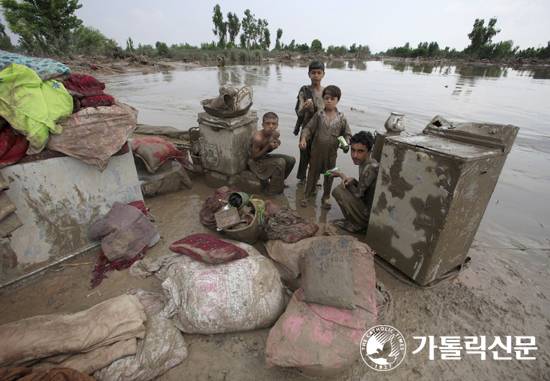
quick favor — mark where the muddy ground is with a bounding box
[0,177,548,380]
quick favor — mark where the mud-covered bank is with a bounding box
[0,178,548,380]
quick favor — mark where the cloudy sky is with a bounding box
[3,0,550,52]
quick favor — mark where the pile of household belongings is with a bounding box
[0,291,188,381]
[128,226,392,377]
[0,51,138,172]
[199,186,319,245]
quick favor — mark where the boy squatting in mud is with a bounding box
[248,112,296,196]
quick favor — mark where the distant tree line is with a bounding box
[382,18,550,61]
[0,2,548,63]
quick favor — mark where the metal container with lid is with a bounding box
[366,115,519,286]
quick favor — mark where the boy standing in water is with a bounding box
[299,85,351,208]
[294,61,325,187]
[249,112,296,196]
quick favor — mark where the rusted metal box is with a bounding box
[198,111,258,175]
[367,116,519,286]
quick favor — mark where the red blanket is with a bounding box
[0,125,29,169]
[63,74,115,112]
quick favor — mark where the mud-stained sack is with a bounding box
[302,236,355,310]
[263,226,332,279]
[265,240,377,377]
[93,313,187,381]
[162,241,286,334]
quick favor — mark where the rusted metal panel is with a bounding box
[367,121,518,286]
[0,151,142,286]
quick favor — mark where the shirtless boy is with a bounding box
[248,112,296,196]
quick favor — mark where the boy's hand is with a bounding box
[299,138,307,150]
[303,99,314,112]
[342,176,354,188]
[270,139,280,150]
[328,170,343,179]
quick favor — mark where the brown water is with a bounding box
[98,60,550,277]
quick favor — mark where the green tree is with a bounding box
[0,20,13,51]
[126,37,134,52]
[466,17,500,58]
[349,43,357,53]
[263,27,271,50]
[72,25,107,54]
[288,39,295,51]
[1,0,83,54]
[227,12,240,43]
[155,41,169,56]
[297,43,309,54]
[311,39,323,53]
[239,34,247,49]
[257,18,268,48]
[241,9,256,49]
[212,4,227,48]
[275,28,282,50]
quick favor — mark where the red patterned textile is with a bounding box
[169,233,249,264]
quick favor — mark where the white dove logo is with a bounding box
[360,325,406,371]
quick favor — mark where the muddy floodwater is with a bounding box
[99,61,550,276]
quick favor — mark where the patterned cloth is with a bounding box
[63,74,115,112]
[0,50,72,81]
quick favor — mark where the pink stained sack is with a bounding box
[264,240,378,377]
[169,233,249,264]
[47,100,138,171]
[130,137,185,173]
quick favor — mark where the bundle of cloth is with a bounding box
[0,292,188,380]
[63,74,115,113]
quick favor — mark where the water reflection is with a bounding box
[162,71,173,83]
[382,60,548,80]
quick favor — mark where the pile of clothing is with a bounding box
[0,51,136,171]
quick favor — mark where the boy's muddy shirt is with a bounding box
[296,85,325,132]
[300,108,352,174]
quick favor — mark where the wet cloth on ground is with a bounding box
[89,201,152,288]
[0,63,73,154]
[89,201,157,262]
[300,109,351,198]
[0,366,95,381]
[0,51,71,81]
[0,294,147,369]
[247,154,295,194]
[332,156,379,231]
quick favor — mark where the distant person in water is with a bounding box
[328,131,378,233]
[294,60,325,187]
[217,55,225,67]
[249,112,296,196]
[299,85,351,209]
